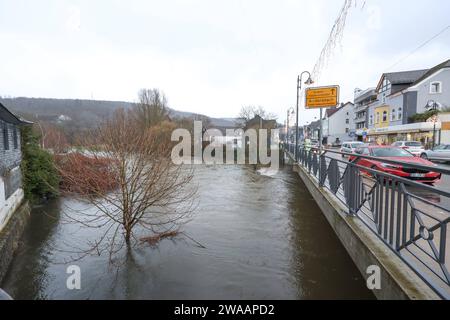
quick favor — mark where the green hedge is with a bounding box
[20,126,60,203]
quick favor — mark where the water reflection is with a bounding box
[2,165,374,299]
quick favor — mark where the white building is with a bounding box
[323,102,355,145]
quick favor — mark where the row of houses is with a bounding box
[301,59,450,147]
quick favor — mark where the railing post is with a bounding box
[319,152,326,187]
[346,164,359,216]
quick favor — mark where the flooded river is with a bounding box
[2,165,373,299]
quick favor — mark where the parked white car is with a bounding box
[391,141,425,156]
[340,141,365,157]
[420,144,450,162]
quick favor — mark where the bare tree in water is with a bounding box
[55,108,196,261]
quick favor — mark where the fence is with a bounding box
[285,143,450,299]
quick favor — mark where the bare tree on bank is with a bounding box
[55,109,197,261]
[238,106,277,127]
[38,122,69,153]
[134,88,170,129]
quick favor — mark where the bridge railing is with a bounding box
[284,143,450,299]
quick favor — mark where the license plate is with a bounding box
[410,173,425,178]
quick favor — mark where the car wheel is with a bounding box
[420,153,428,160]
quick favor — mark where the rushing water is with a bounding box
[2,165,374,299]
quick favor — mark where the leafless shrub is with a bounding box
[55,108,197,262]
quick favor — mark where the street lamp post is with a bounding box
[427,100,439,148]
[295,71,314,161]
[286,107,294,154]
[286,107,294,144]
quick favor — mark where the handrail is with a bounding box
[314,147,450,175]
[284,143,450,299]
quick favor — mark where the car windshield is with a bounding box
[371,147,414,157]
[405,142,422,147]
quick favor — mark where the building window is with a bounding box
[382,111,387,122]
[346,119,349,124]
[382,93,386,103]
[369,115,373,125]
[376,112,380,124]
[398,108,402,120]
[3,124,9,150]
[345,128,349,133]
[391,109,396,121]
[430,81,442,94]
[13,127,18,149]
[380,77,391,93]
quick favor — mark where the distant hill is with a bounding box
[0,97,240,129]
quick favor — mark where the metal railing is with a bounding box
[284,143,450,299]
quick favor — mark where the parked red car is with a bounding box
[349,146,441,184]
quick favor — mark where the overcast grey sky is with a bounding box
[0,0,449,124]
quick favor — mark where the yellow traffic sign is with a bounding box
[305,85,339,109]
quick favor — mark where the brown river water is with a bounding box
[2,165,374,299]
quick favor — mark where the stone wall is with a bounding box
[0,201,30,284]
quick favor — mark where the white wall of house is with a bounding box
[0,167,24,231]
[0,178,24,232]
[327,103,355,143]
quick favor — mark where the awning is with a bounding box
[366,122,440,136]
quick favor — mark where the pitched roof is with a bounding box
[384,69,428,85]
[325,102,354,118]
[245,115,277,129]
[376,69,428,93]
[326,108,339,117]
[410,59,450,87]
[0,102,33,125]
